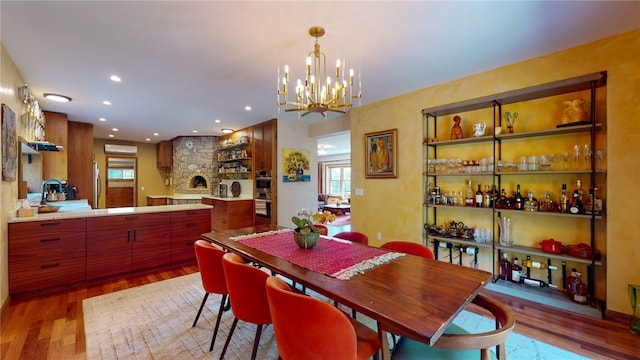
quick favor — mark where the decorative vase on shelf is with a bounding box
[293,231,320,249]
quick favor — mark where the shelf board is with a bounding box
[496,208,603,220]
[427,235,493,249]
[496,123,602,140]
[424,135,493,147]
[486,281,603,318]
[494,243,602,265]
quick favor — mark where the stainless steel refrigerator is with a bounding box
[92,161,101,208]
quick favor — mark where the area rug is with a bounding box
[83,273,589,360]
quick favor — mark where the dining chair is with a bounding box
[192,240,230,352]
[265,276,381,360]
[391,294,515,360]
[313,224,329,235]
[380,241,435,260]
[333,231,369,245]
[220,252,273,360]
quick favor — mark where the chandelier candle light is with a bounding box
[278,26,361,118]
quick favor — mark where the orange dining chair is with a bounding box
[221,252,273,360]
[333,231,369,245]
[265,276,381,360]
[332,231,369,318]
[391,294,515,360]
[380,241,435,260]
[192,240,230,352]
[314,224,329,235]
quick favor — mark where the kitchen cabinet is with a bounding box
[170,208,211,263]
[422,71,606,317]
[202,197,254,231]
[67,121,94,204]
[86,212,171,280]
[253,119,276,172]
[156,140,173,168]
[42,111,68,180]
[8,218,86,294]
[147,196,168,206]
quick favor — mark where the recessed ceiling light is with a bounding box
[110,75,122,82]
[215,119,221,123]
[108,134,114,138]
[43,93,72,102]
[112,128,118,131]
[244,106,252,111]
[153,133,159,136]
[145,138,151,141]
[103,100,112,105]
[99,117,107,122]
[192,130,198,133]
[221,128,234,133]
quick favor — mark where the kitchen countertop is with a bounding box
[9,203,213,223]
[147,194,253,201]
[202,195,254,201]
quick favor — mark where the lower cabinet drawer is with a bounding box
[9,257,86,294]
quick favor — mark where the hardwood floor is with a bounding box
[1,264,638,359]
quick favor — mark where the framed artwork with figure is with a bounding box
[2,104,17,181]
[365,128,397,178]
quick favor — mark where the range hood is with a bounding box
[27,141,63,152]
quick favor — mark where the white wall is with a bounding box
[276,119,318,228]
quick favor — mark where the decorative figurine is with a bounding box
[504,112,518,133]
[451,115,463,140]
[561,98,588,124]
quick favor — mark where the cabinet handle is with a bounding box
[41,263,60,269]
[40,222,61,227]
[127,230,131,242]
[133,229,137,241]
[40,237,61,243]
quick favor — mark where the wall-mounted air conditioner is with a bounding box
[104,144,138,154]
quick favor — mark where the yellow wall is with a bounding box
[350,29,640,315]
[93,138,169,208]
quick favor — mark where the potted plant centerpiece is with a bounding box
[291,208,336,249]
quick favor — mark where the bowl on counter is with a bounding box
[38,204,61,213]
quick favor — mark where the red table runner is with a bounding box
[232,229,403,280]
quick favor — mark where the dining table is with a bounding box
[201,225,493,359]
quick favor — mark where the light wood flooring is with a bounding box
[1,263,638,360]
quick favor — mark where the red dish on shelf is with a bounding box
[566,243,601,260]
[540,239,564,254]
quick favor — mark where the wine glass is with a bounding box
[561,152,570,170]
[595,149,606,171]
[573,145,581,170]
[583,144,592,170]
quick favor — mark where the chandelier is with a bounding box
[278,26,361,118]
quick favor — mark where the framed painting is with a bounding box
[365,128,397,178]
[282,148,310,182]
[2,104,17,181]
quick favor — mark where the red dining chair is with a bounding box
[380,241,435,260]
[332,231,369,318]
[265,276,381,360]
[314,224,329,235]
[333,231,369,245]
[391,294,515,360]
[221,252,273,360]
[192,240,230,352]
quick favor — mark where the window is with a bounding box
[107,168,135,180]
[327,164,351,197]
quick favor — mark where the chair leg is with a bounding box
[250,324,264,360]
[193,292,209,327]
[209,294,228,351]
[219,317,239,360]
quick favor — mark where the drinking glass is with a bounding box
[583,144,592,170]
[573,145,581,170]
[561,152,570,170]
[595,149,606,171]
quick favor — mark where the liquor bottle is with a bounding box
[465,180,475,207]
[483,185,491,208]
[510,257,522,283]
[475,184,483,208]
[499,253,511,281]
[574,179,587,203]
[490,185,497,208]
[524,190,538,212]
[559,184,568,213]
[496,188,507,209]
[520,276,557,288]
[569,190,584,214]
[585,187,603,215]
[514,184,524,210]
[522,259,558,270]
[570,271,589,304]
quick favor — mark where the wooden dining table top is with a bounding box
[201,225,493,350]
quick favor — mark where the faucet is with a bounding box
[41,179,63,205]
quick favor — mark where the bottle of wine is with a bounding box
[522,259,558,270]
[510,257,522,283]
[483,185,491,208]
[521,276,557,288]
[499,253,511,281]
[569,190,584,214]
[465,180,475,207]
[514,184,524,210]
[570,271,589,304]
[559,183,568,213]
[475,184,483,208]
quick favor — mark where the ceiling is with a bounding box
[2,1,638,156]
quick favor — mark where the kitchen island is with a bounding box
[8,204,212,296]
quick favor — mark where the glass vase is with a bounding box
[629,284,640,335]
